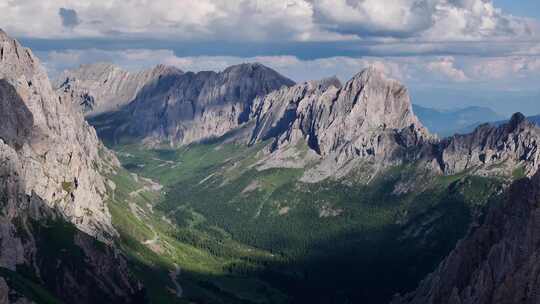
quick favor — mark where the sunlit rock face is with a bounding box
[0,29,115,239]
[249,67,433,181]
[0,29,142,303]
[56,62,183,116]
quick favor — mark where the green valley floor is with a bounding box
[106,137,505,304]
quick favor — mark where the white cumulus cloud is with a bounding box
[426,57,469,82]
[0,0,534,43]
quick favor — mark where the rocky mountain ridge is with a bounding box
[56,62,183,116]
[0,29,114,239]
[439,113,540,177]
[248,68,434,181]
[90,62,295,146]
[459,113,540,134]
[68,60,540,181]
[246,68,540,181]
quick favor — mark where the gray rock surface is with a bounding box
[91,62,295,146]
[0,29,141,303]
[56,63,182,116]
[0,29,113,240]
[439,112,540,177]
[249,68,433,180]
[392,168,540,304]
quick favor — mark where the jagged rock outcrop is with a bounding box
[56,63,182,116]
[90,62,295,146]
[392,168,540,304]
[439,112,540,177]
[0,29,141,303]
[249,68,433,181]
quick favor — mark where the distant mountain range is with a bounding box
[411,87,540,118]
[412,104,505,137]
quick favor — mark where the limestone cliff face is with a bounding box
[439,112,540,177]
[0,29,141,303]
[249,68,433,180]
[251,68,430,158]
[90,62,295,146]
[56,63,182,116]
[392,169,540,304]
[0,29,114,239]
[313,67,428,158]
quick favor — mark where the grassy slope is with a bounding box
[106,158,287,304]
[110,139,505,304]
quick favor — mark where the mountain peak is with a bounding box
[439,110,540,177]
[152,63,183,75]
[350,65,387,82]
[336,66,424,137]
[345,66,403,97]
[364,64,385,75]
[248,65,431,180]
[509,112,527,128]
[224,62,284,76]
[0,29,42,81]
[219,63,295,89]
[0,28,9,41]
[316,76,342,89]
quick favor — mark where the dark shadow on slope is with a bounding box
[159,191,474,304]
[88,66,295,148]
[100,114,507,304]
[0,79,34,149]
[152,164,494,304]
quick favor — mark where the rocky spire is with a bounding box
[508,111,527,130]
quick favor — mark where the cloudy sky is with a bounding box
[1,0,539,115]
